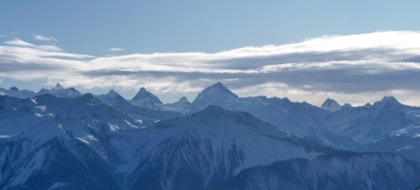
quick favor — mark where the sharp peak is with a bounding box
[109,89,117,93]
[210,82,227,88]
[107,89,119,95]
[201,82,238,95]
[55,82,63,88]
[321,98,341,106]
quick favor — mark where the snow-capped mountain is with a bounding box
[0,87,35,98]
[321,98,341,112]
[0,94,420,189]
[184,83,353,149]
[1,94,418,189]
[97,89,131,106]
[36,83,82,98]
[187,82,238,113]
[1,85,420,189]
[127,105,335,189]
[321,95,420,161]
[130,87,163,109]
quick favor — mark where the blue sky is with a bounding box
[1,1,420,106]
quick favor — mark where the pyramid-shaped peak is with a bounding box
[131,87,162,104]
[193,82,238,103]
[320,98,341,112]
[54,83,63,89]
[108,89,118,94]
[213,82,225,87]
[209,82,232,91]
[106,89,120,97]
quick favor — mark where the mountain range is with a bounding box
[1,83,420,189]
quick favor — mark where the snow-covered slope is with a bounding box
[321,98,341,112]
[321,96,420,161]
[0,94,185,189]
[130,87,163,109]
[127,105,334,189]
[97,89,131,106]
[0,87,35,98]
[36,83,82,98]
[0,94,419,189]
[215,152,420,190]
[184,83,353,149]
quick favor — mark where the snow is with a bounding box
[2,85,420,188]
[391,128,408,137]
[35,105,47,111]
[109,124,120,131]
[124,120,141,129]
[75,137,90,144]
[397,145,413,151]
[9,147,46,186]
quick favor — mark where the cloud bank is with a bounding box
[1,31,420,105]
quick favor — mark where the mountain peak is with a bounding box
[179,96,189,102]
[131,87,162,104]
[97,89,130,106]
[320,98,341,112]
[54,83,63,90]
[77,93,101,104]
[373,96,401,108]
[106,89,119,98]
[192,82,238,104]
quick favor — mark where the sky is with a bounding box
[1,1,420,106]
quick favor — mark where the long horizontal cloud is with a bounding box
[1,31,420,105]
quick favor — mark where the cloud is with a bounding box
[109,48,125,52]
[33,35,57,42]
[5,39,36,47]
[1,31,420,105]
